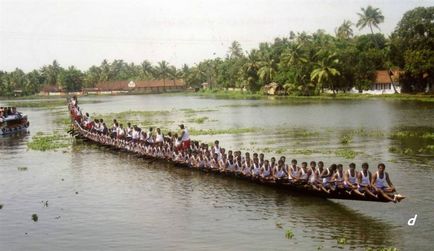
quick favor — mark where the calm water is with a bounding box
[1,95,433,250]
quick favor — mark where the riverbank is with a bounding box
[187,89,434,102]
[2,90,433,103]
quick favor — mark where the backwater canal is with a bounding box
[1,94,433,250]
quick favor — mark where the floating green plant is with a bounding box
[31,214,38,222]
[340,134,353,144]
[337,237,347,244]
[187,116,208,124]
[189,127,260,136]
[292,149,314,155]
[17,166,28,171]
[27,132,71,151]
[365,248,399,251]
[335,149,357,159]
[284,229,294,239]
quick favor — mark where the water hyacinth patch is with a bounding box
[285,229,294,239]
[27,132,71,151]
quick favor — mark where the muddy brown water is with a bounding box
[1,95,433,250]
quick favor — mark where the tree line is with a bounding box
[0,6,432,97]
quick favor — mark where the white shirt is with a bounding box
[181,128,190,141]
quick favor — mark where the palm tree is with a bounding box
[40,60,62,87]
[280,44,307,67]
[140,60,154,79]
[357,6,397,93]
[335,20,353,39]
[310,53,341,94]
[155,61,170,87]
[356,6,384,37]
[228,41,243,59]
[257,56,277,85]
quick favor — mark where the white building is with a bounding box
[352,70,401,94]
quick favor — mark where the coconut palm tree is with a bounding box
[310,52,341,94]
[140,60,154,79]
[228,40,243,59]
[335,20,354,39]
[357,6,397,93]
[280,44,307,67]
[356,6,384,36]
[155,61,170,87]
[257,56,277,85]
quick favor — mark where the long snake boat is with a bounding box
[68,100,404,203]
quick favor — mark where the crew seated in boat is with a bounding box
[69,103,405,202]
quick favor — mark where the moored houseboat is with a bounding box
[0,107,30,135]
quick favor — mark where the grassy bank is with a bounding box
[189,89,434,102]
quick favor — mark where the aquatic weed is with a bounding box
[188,116,208,124]
[335,149,357,159]
[336,237,347,244]
[292,149,314,155]
[27,131,71,151]
[284,229,294,239]
[31,214,38,222]
[189,128,260,136]
[340,134,353,145]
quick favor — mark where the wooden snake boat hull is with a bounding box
[69,120,394,203]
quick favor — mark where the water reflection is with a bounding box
[2,95,433,250]
[75,141,398,249]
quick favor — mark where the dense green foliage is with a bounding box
[390,7,434,92]
[0,6,432,97]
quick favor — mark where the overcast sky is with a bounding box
[0,0,432,72]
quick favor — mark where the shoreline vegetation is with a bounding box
[188,89,434,102]
[2,90,433,104]
[1,6,433,99]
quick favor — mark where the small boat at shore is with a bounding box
[0,107,29,135]
[67,100,405,203]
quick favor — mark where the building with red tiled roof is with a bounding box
[83,79,186,94]
[351,70,401,94]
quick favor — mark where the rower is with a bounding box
[259,153,265,167]
[126,122,133,139]
[179,124,190,151]
[331,164,345,190]
[371,163,405,202]
[343,163,363,195]
[288,159,299,180]
[296,162,309,183]
[261,160,272,179]
[155,128,164,146]
[226,154,236,172]
[270,157,276,176]
[357,163,377,198]
[308,161,321,191]
[274,160,287,181]
[320,164,335,193]
[251,157,261,177]
[212,140,222,159]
